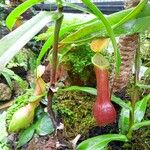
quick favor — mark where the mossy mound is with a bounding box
[54,91,96,140]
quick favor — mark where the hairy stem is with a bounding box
[127,35,140,139]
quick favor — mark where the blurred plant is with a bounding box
[1,68,27,90]
[140,30,150,67]
[7,48,37,71]
[0,142,9,150]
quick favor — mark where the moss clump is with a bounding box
[54,91,96,140]
[62,45,95,85]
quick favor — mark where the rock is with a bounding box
[0,83,12,101]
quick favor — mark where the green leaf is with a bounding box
[37,18,96,65]
[35,113,54,136]
[1,72,13,89]
[112,0,148,29]
[17,124,35,148]
[134,94,150,123]
[118,106,130,135]
[59,86,131,110]
[76,134,128,150]
[0,12,57,72]
[59,86,97,95]
[111,95,131,110]
[81,0,120,76]
[118,94,150,134]
[2,68,26,89]
[131,121,150,131]
[61,4,150,44]
[6,0,44,30]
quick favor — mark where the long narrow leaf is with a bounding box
[37,35,53,65]
[65,15,150,45]
[119,107,130,134]
[0,12,60,72]
[61,4,150,44]
[119,94,150,134]
[134,94,150,123]
[2,68,26,89]
[131,121,150,131]
[37,18,97,65]
[6,0,44,30]
[77,134,128,150]
[113,0,148,29]
[59,86,131,110]
[60,86,97,95]
[1,72,12,88]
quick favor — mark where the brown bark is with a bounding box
[113,0,140,92]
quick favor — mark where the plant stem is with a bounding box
[47,88,56,129]
[127,35,140,139]
[47,1,63,131]
[50,15,63,85]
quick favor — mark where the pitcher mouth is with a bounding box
[92,53,109,70]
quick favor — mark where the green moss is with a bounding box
[54,91,96,140]
[62,45,94,84]
[7,48,37,71]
